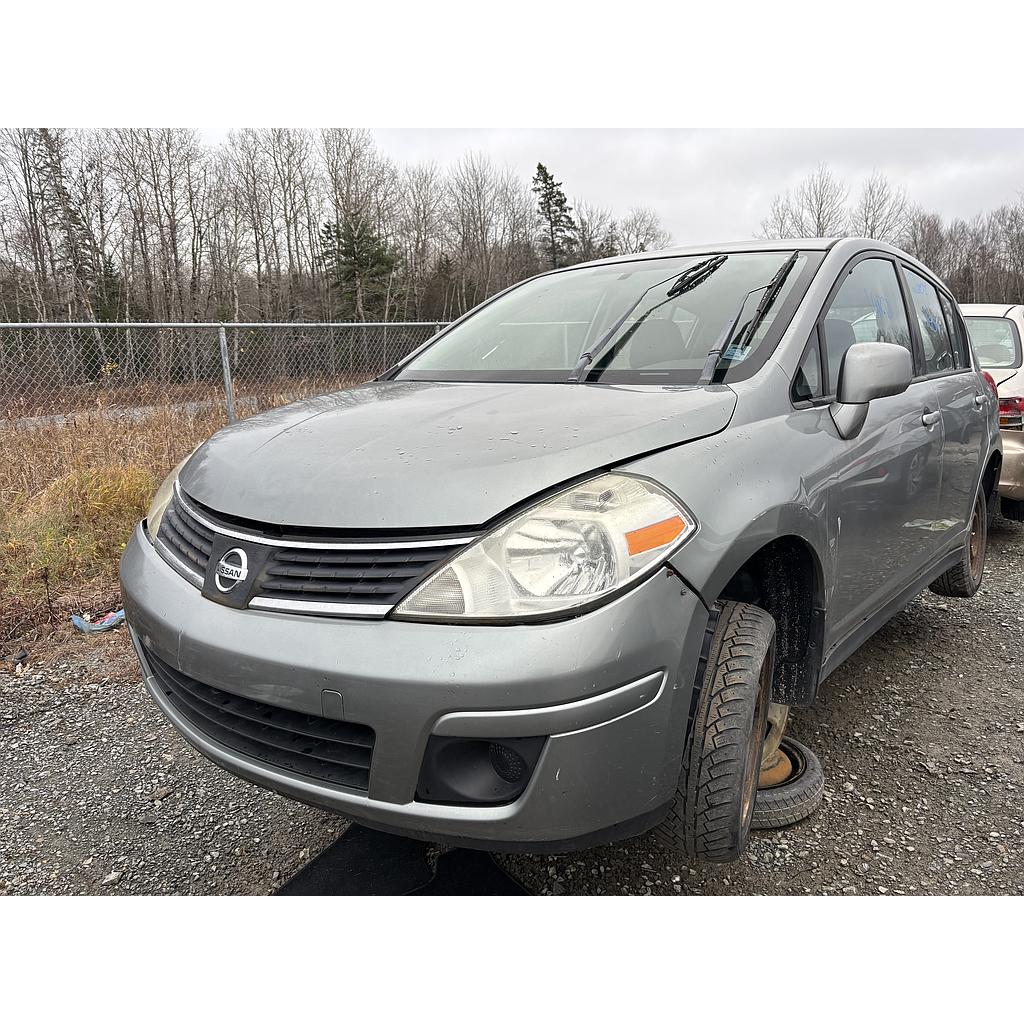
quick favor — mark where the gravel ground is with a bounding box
[2,516,1022,895]
[0,632,341,895]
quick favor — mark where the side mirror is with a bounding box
[831,342,913,439]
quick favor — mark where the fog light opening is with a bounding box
[416,735,546,806]
[488,742,527,784]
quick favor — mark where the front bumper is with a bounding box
[999,429,1024,500]
[120,525,708,851]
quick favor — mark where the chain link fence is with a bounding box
[0,321,448,423]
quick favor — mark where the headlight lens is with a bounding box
[144,454,193,541]
[395,473,695,621]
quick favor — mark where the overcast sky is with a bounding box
[369,127,1024,245]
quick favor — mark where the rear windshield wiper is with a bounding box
[696,250,800,385]
[568,254,727,382]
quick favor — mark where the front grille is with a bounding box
[258,544,466,606]
[147,652,375,792]
[157,493,215,580]
[152,486,471,616]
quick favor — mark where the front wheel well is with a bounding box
[716,536,824,707]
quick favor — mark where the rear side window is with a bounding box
[822,258,913,393]
[904,268,955,374]
[938,292,969,369]
[965,316,1023,369]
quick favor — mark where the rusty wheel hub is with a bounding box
[759,702,797,788]
[758,746,794,788]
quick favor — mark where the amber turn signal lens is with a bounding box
[625,515,687,556]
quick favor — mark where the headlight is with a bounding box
[395,473,696,621]
[144,452,195,541]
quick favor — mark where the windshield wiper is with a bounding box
[666,254,728,298]
[696,250,800,385]
[568,254,727,382]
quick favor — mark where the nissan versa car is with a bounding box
[121,238,1001,863]
[961,304,1024,520]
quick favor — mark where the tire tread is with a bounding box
[655,601,775,862]
[929,492,987,598]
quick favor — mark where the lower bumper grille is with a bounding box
[147,652,375,792]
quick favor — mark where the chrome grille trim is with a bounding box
[174,481,476,550]
[248,596,394,618]
[154,534,205,588]
[152,484,471,619]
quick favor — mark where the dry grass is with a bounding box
[1,405,229,645]
[1,379,374,647]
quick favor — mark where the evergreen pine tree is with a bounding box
[532,163,576,269]
[320,216,397,320]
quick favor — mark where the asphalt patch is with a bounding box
[275,824,530,895]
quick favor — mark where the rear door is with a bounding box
[815,255,944,648]
[901,266,986,534]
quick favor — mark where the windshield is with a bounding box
[965,316,1023,369]
[394,251,818,384]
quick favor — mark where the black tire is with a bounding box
[655,601,775,863]
[929,490,987,598]
[1001,496,1024,522]
[752,736,825,830]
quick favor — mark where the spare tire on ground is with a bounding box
[752,735,825,831]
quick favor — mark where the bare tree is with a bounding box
[618,206,671,253]
[443,153,537,314]
[850,171,908,241]
[900,206,944,269]
[760,193,799,239]
[573,200,617,262]
[395,161,444,319]
[761,164,848,238]
[33,131,1024,333]
[794,164,848,236]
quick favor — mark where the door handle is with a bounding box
[973,394,987,408]
[921,409,941,427]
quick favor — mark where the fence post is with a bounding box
[218,323,237,423]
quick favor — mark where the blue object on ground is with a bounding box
[71,609,126,634]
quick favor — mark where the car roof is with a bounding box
[960,303,1023,318]
[566,237,933,275]
[567,238,837,271]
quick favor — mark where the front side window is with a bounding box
[904,268,955,374]
[395,251,819,385]
[965,316,1023,369]
[792,341,822,402]
[821,258,913,393]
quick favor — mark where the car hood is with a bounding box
[179,380,737,530]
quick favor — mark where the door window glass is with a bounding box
[938,292,968,369]
[792,341,822,402]
[822,258,913,393]
[904,268,955,374]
